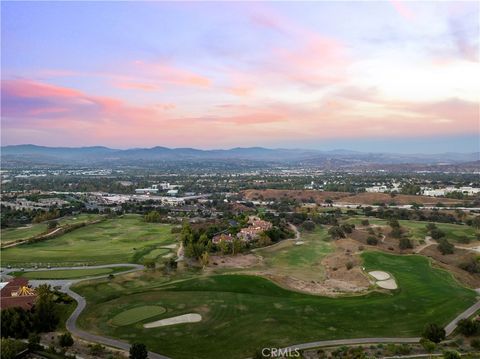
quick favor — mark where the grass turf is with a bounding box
[1,223,48,244]
[1,214,176,266]
[253,226,333,281]
[111,305,166,326]
[74,252,477,359]
[10,266,133,279]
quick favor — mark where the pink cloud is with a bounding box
[389,0,416,21]
[112,81,161,92]
[133,60,211,88]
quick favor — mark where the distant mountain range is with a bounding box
[1,144,479,169]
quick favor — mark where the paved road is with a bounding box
[282,337,422,352]
[445,299,480,336]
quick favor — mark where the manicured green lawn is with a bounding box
[254,226,333,281]
[11,266,132,279]
[75,252,477,359]
[111,305,166,326]
[1,223,48,244]
[1,215,177,266]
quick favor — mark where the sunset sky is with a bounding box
[1,1,479,152]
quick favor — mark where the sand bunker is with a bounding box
[368,271,390,280]
[143,313,202,328]
[377,279,398,289]
[368,271,397,290]
[295,241,304,245]
[161,244,177,249]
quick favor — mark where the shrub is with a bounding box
[130,343,148,359]
[438,239,454,255]
[443,350,461,359]
[301,221,315,232]
[58,332,74,347]
[361,219,369,226]
[399,237,413,250]
[345,262,354,270]
[471,338,480,349]
[420,338,436,353]
[367,236,378,245]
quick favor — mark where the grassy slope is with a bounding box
[346,217,478,242]
[1,223,48,244]
[75,252,477,359]
[10,266,133,279]
[254,226,333,281]
[1,215,176,266]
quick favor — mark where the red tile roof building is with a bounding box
[237,217,272,242]
[0,277,37,310]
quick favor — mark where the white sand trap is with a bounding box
[377,279,398,290]
[295,241,304,245]
[161,244,177,249]
[368,271,390,280]
[162,253,174,258]
[143,313,202,328]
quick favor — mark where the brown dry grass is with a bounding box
[242,189,464,205]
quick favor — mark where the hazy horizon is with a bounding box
[1,1,479,152]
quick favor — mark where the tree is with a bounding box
[301,221,315,231]
[399,237,413,250]
[33,287,59,332]
[328,226,345,240]
[1,338,27,359]
[143,259,156,269]
[58,332,74,347]
[130,343,148,359]
[232,239,243,256]
[144,211,161,223]
[419,338,436,353]
[438,239,454,255]
[430,229,446,240]
[200,252,209,268]
[442,350,461,359]
[28,333,41,351]
[48,220,59,230]
[361,219,370,226]
[422,323,445,343]
[457,318,479,336]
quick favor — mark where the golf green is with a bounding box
[74,251,477,359]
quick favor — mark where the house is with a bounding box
[237,217,273,242]
[212,233,233,244]
[0,277,37,310]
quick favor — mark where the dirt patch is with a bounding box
[209,254,261,269]
[242,189,350,204]
[241,189,464,206]
[339,192,463,205]
[322,239,370,292]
